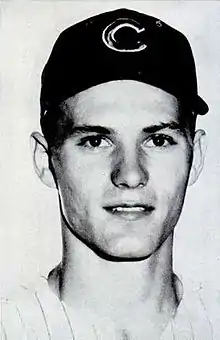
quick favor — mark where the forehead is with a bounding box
[61,80,180,128]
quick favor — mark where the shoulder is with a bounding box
[0,276,74,340]
[162,284,220,339]
[0,290,39,339]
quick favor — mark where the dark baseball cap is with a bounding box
[40,8,209,116]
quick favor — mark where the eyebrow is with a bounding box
[71,125,112,135]
[142,122,184,134]
[70,122,184,136]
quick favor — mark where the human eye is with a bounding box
[77,135,113,149]
[142,134,177,149]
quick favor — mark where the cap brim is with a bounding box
[194,95,209,115]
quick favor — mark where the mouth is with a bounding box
[103,204,155,221]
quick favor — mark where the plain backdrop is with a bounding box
[0,0,220,298]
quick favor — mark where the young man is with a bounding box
[1,8,212,340]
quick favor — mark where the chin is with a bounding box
[97,237,155,262]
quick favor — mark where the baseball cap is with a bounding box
[40,8,209,116]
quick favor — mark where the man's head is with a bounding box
[32,9,208,260]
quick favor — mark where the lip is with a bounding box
[103,203,155,221]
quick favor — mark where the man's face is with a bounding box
[50,80,194,260]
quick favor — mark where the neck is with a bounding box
[49,227,181,310]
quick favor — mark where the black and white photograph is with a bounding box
[1,1,220,339]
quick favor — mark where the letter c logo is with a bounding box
[102,18,147,52]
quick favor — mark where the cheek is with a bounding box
[54,151,110,207]
[148,150,192,201]
[146,152,192,236]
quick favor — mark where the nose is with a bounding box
[111,149,148,189]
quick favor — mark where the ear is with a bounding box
[188,129,207,186]
[30,132,57,189]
